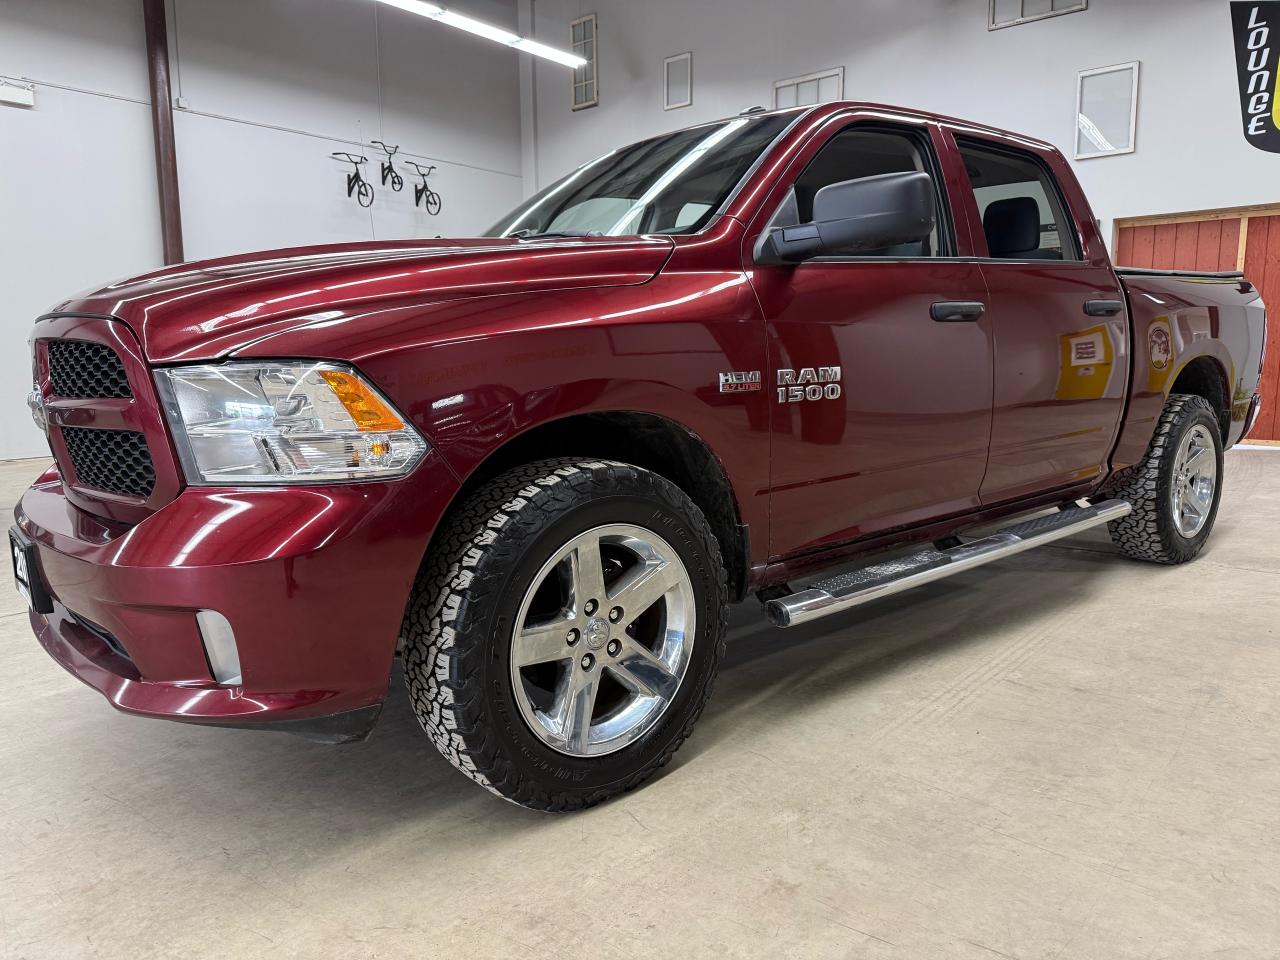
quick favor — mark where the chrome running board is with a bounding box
[765,499,1131,628]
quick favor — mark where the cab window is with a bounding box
[769,127,947,258]
[957,140,1081,260]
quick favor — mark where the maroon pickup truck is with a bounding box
[14,102,1266,810]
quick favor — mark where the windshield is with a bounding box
[486,113,795,238]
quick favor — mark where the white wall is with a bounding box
[525,0,1277,246]
[171,0,524,260]
[0,0,523,459]
[0,0,163,459]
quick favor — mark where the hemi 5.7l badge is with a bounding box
[718,370,762,393]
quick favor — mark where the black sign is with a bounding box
[1232,2,1280,153]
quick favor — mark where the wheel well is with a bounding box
[1170,357,1230,440]
[448,413,750,601]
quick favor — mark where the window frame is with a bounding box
[761,121,957,263]
[772,67,844,110]
[570,13,599,111]
[663,52,693,111]
[1074,61,1140,160]
[953,135,1085,262]
[989,0,1087,31]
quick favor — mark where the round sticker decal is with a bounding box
[1149,320,1172,371]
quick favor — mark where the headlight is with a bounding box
[155,361,428,484]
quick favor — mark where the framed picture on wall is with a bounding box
[1076,61,1140,159]
[664,52,692,110]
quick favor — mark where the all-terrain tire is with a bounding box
[401,458,729,811]
[1105,394,1224,564]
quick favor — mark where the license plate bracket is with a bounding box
[9,528,53,614]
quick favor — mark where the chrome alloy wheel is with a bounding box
[510,524,696,758]
[1171,424,1217,538]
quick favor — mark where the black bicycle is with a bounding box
[405,161,442,215]
[370,140,404,192]
[331,152,374,208]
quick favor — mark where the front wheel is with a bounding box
[425,191,442,216]
[356,181,374,207]
[1105,394,1224,563]
[402,459,729,811]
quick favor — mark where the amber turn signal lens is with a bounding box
[319,370,405,432]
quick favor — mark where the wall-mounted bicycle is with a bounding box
[331,152,374,208]
[405,161,442,216]
[370,140,404,192]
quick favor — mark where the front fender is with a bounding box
[234,270,773,542]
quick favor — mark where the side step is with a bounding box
[765,499,1131,628]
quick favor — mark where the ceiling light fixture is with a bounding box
[373,0,587,68]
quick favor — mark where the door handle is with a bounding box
[931,301,985,322]
[1084,299,1124,317]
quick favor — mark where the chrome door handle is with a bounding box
[930,301,985,322]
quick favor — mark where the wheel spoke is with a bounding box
[550,666,599,753]
[609,559,682,624]
[1184,446,1208,471]
[1191,482,1213,510]
[513,618,574,668]
[607,639,679,700]
[1183,496,1203,520]
[570,535,607,611]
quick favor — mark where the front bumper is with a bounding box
[14,454,458,740]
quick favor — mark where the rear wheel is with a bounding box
[1106,394,1224,563]
[402,459,728,810]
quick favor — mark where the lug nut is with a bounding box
[580,653,594,670]
[607,639,621,657]
[584,599,598,616]
[566,629,579,646]
[608,606,623,623]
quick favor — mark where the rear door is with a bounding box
[947,132,1129,504]
[747,115,994,558]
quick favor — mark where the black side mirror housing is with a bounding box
[756,171,937,264]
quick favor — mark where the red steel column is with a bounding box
[142,0,184,264]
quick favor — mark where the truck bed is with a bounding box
[1110,269,1267,467]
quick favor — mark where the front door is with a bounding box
[747,120,995,559]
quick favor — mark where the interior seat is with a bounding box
[982,196,1062,260]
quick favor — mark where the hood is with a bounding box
[51,236,675,363]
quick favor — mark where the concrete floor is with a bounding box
[1,453,1278,960]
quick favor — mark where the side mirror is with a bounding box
[756,171,937,264]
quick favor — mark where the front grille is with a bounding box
[61,427,156,497]
[48,340,132,399]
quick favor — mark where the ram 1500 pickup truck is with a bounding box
[14,103,1267,810]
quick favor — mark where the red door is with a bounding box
[947,134,1129,504]
[746,118,995,558]
[1117,211,1280,441]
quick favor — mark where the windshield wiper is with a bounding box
[504,229,605,240]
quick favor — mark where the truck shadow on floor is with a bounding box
[129,537,1131,829]
[674,536,1123,765]
[64,533,1137,851]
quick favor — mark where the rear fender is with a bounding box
[1111,276,1264,468]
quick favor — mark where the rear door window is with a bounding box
[957,141,1081,261]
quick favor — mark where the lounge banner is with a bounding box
[1233,1,1280,153]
